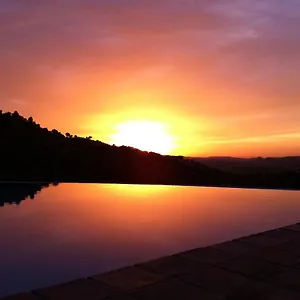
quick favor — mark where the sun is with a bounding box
[110,121,175,155]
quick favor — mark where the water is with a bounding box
[1,183,300,297]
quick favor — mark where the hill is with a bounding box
[1,110,299,190]
[0,110,225,186]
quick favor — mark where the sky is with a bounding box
[1,0,300,157]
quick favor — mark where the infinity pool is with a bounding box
[1,183,300,297]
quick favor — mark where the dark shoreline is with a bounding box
[1,180,300,192]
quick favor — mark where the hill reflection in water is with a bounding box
[0,182,59,207]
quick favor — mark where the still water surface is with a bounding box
[1,183,300,296]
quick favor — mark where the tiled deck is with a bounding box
[4,223,300,299]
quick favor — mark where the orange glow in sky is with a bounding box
[109,121,175,154]
[1,1,300,157]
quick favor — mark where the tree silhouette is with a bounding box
[13,111,20,118]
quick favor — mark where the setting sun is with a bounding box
[109,121,175,155]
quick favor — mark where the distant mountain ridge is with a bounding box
[189,156,300,174]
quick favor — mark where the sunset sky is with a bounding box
[1,0,300,157]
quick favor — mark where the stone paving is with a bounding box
[4,223,300,299]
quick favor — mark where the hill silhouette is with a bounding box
[0,110,225,186]
[0,110,299,190]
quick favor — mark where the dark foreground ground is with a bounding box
[4,223,300,299]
